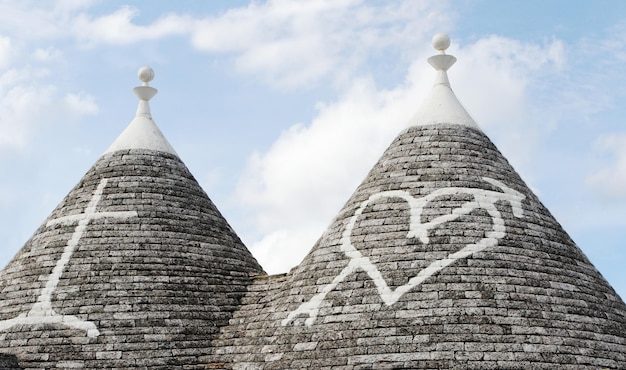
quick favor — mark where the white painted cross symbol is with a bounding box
[0,178,138,338]
[283,177,525,326]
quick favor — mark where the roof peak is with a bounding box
[408,33,480,130]
[103,66,177,156]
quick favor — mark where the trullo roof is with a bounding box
[0,67,263,369]
[1,35,625,370]
[207,34,626,369]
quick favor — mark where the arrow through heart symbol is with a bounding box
[283,177,525,326]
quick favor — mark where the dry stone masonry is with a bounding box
[209,123,626,369]
[0,148,263,369]
[0,35,624,369]
[0,68,263,369]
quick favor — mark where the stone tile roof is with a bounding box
[0,148,263,369]
[0,69,264,368]
[204,35,626,369]
[208,123,626,369]
[1,38,626,369]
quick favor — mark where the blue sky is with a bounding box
[0,0,625,300]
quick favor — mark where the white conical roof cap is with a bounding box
[409,34,480,130]
[104,67,177,155]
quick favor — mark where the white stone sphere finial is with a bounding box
[138,66,154,86]
[133,66,158,104]
[432,33,451,54]
[427,33,456,76]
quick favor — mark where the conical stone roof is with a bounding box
[208,34,626,369]
[0,68,263,369]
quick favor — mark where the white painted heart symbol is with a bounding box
[283,177,525,326]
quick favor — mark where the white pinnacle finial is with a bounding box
[104,66,177,155]
[432,33,451,54]
[427,34,456,77]
[138,66,154,86]
[133,66,158,106]
[407,33,480,130]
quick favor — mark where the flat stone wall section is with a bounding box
[208,124,626,369]
[0,149,263,369]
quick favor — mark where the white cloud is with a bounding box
[0,67,98,155]
[0,3,56,39]
[586,133,626,199]
[0,82,54,151]
[0,1,452,89]
[32,47,63,62]
[0,1,93,40]
[236,75,427,272]
[0,36,12,69]
[251,229,322,274]
[0,2,189,47]
[191,0,454,88]
[53,0,96,14]
[63,91,98,117]
[579,21,626,64]
[189,0,347,88]
[200,168,223,195]
[72,6,190,46]
[236,34,567,274]
[454,36,565,128]
[450,36,565,186]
